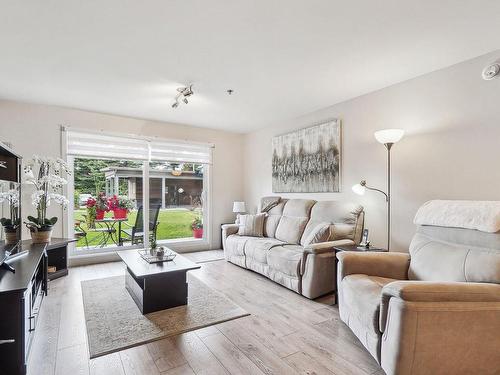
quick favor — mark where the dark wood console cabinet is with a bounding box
[0,238,75,375]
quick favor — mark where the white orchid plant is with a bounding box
[23,155,71,231]
[0,186,20,232]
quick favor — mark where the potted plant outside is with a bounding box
[95,192,108,220]
[191,217,203,238]
[0,188,20,244]
[85,197,97,228]
[108,195,134,219]
[23,156,70,243]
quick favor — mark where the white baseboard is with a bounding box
[69,251,121,267]
[68,246,215,267]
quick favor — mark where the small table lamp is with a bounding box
[233,201,246,214]
[233,201,246,222]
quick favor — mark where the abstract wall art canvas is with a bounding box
[272,120,341,193]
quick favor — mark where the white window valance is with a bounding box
[149,140,212,164]
[64,128,213,164]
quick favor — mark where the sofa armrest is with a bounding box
[380,281,500,333]
[221,224,239,251]
[304,239,354,254]
[221,223,239,237]
[337,251,410,281]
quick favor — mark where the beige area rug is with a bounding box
[81,274,249,358]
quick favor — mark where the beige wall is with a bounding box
[1,49,499,253]
[0,100,245,249]
[243,50,500,252]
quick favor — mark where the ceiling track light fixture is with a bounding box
[172,84,194,109]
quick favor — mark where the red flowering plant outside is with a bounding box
[85,197,97,228]
[85,193,108,227]
[108,195,134,219]
[86,197,96,208]
[108,195,134,211]
[96,192,109,211]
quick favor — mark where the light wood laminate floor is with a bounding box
[28,254,382,375]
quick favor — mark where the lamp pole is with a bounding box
[353,129,404,252]
[385,143,393,251]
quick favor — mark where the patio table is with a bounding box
[95,217,128,246]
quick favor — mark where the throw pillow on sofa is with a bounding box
[302,222,331,246]
[238,213,266,237]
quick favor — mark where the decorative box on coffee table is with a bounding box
[117,249,200,314]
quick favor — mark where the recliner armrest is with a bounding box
[337,251,410,281]
[304,239,354,254]
[382,280,500,303]
[380,281,500,332]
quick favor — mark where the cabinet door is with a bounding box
[0,292,25,375]
[0,155,18,182]
[23,285,32,361]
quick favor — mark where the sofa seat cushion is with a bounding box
[267,245,305,278]
[243,237,284,276]
[341,274,396,336]
[245,238,285,263]
[266,245,305,293]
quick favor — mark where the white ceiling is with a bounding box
[0,1,499,133]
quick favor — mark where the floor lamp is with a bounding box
[352,129,404,251]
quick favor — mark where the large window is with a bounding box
[65,128,212,254]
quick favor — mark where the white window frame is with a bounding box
[63,129,213,258]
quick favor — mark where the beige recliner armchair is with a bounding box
[337,201,500,375]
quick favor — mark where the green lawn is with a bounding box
[74,208,201,248]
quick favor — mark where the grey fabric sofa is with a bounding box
[222,197,364,299]
[337,224,500,375]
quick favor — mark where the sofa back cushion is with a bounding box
[263,199,287,238]
[275,216,309,244]
[409,225,500,283]
[238,213,266,237]
[300,201,364,246]
[301,222,331,246]
[274,199,315,244]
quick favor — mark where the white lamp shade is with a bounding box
[374,129,405,144]
[352,183,366,195]
[233,201,246,213]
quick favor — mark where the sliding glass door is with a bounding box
[148,162,206,243]
[64,128,212,256]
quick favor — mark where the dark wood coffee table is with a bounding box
[118,249,201,314]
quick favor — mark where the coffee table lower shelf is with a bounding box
[125,268,189,314]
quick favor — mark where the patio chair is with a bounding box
[122,204,161,245]
[77,215,116,248]
[74,219,89,248]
